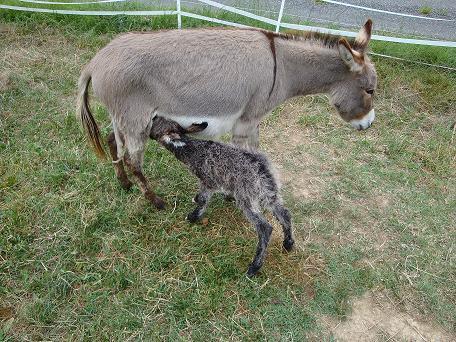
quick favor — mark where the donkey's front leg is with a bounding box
[231,117,261,149]
[124,147,166,210]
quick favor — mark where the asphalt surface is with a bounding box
[176,0,456,41]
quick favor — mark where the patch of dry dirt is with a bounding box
[260,100,394,251]
[260,101,336,201]
[0,23,12,34]
[321,291,454,341]
[0,71,11,92]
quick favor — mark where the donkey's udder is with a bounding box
[157,110,243,138]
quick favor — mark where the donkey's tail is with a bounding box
[76,69,106,159]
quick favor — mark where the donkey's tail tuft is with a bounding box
[76,70,106,159]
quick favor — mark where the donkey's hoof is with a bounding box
[119,178,133,190]
[283,238,295,252]
[246,264,260,277]
[152,197,166,210]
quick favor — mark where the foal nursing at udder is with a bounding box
[148,116,294,276]
[76,20,377,275]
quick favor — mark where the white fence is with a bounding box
[1,0,456,48]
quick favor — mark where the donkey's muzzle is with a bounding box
[350,109,375,130]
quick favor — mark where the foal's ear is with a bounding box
[338,38,364,73]
[354,19,372,53]
[185,122,208,134]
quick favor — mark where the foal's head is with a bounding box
[329,19,377,130]
[150,116,208,144]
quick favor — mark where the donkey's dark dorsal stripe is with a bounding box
[261,30,278,98]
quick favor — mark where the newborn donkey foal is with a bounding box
[150,116,295,276]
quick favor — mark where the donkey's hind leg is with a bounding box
[123,135,165,210]
[107,131,132,190]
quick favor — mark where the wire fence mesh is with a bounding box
[3,0,456,43]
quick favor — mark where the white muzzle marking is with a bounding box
[350,109,375,130]
[163,135,186,147]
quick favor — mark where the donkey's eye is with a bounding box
[366,89,375,95]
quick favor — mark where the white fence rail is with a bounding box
[17,0,127,5]
[318,0,453,22]
[1,0,455,48]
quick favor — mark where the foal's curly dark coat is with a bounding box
[149,116,295,276]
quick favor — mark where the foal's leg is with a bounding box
[187,185,213,223]
[241,203,273,277]
[271,201,294,252]
[107,131,132,190]
[123,136,165,210]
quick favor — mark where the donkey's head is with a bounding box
[329,19,377,130]
[150,116,208,143]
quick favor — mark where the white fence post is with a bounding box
[275,0,285,33]
[177,0,181,29]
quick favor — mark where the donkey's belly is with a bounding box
[157,110,244,137]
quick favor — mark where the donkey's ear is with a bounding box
[338,38,364,73]
[185,122,208,134]
[354,19,372,53]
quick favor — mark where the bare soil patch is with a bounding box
[321,291,454,341]
[0,306,15,321]
[0,72,11,92]
[260,99,395,251]
[260,100,336,201]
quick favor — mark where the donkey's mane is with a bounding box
[126,27,359,50]
[272,30,360,50]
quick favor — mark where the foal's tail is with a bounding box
[76,70,106,159]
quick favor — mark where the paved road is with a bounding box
[176,0,456,41]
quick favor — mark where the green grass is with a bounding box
[1,9,455,340]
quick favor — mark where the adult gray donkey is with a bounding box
[77,19,377,209]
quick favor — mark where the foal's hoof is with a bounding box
[152,197,166,210]
[246,264,260,277]
[186,211,200,223]
[224,195,235,202]
[283,238,295,252]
